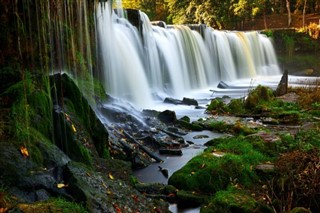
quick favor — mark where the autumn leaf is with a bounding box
[65,113,71,122]
[57,183,68,188]
[113,203,122,213]
[102,183,107,189]
[71,124,77,133]
[20,145,29,158]
[108,173,114,180]
[131,194,139,202]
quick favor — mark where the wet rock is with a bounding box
[179,116,190,123]
[164,97,198,106]
[217,81,229,89]
[0,141,72,203]
[159,149,183,156]
[193,134,209,139]
[176,190,207,206]
[142,109,159,117]
[182,97,198,106]
[158,110,177,124]
[275,69,288,96]
[135,183,177,202]
[164,97,182,105]
[65,161,168,212]
[50,73,109,159]
[158,166,169,178]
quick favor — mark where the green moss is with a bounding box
[176,190,208,205]
[18,198,88,213]
[169,151,267,194]
[207,99,228,114]
[169,135,272,196]
[208,121,232,133]
[227,99,246,114]
[244,85,274,112]
[201,187,259,213]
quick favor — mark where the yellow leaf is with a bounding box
[71,124,77,133]
[109,173,114,180]
[191,171,195,175]
[20,145,29,158]
[57,183,68,188]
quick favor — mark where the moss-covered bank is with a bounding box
[168,85,320,212]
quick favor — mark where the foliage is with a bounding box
[267,149,320,212]
[290,79,320,110]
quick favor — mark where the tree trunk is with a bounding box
[286,0,292,26]
[263,3,267,29]
[303,0,307,27]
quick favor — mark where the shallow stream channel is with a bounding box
[131,76,288,212]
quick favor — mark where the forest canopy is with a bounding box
[121,0,320,29]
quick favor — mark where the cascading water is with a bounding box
[96,3,154,108]
[96,2,281,108]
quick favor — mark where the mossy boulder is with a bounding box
[201,188,272,213]
[50,73,109,163]
[176,190,207,206]
[169,135,271,197]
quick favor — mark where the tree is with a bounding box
[286,0,292,26]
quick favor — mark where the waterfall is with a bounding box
[96,3,153,108]
[96,2,281,108]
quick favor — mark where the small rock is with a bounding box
[159,149,183,156]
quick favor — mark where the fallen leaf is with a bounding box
[102,183,107,189]
[20,145,29,158]
[113,203,122,213]
[57,183,68,188]
[109,173,114,180]
[71,124,77,133]
[131,194,139,202]
[65,113,71,122]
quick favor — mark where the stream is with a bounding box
[132,75,315,212]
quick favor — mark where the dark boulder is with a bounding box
[182,97,198,106]
[158,110,177,124]
[164,97,182,105]
[275,69,288,96]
